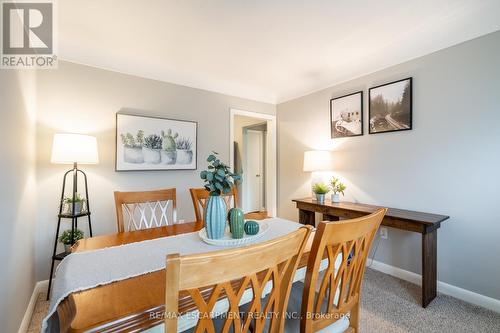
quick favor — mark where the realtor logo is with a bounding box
[1,0,57,68]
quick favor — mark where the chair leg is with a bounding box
[349,302,360,332]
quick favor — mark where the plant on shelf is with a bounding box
[142,134,163,164]
[200,151,241,239]
[120,130,145,163]
[330,177,346,203]
[63,193,86,215]
[312,182,330,204]
[161,129,178,165]
[59,228,84,253]
[176,137,193,165]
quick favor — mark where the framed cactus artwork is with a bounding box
[116,113,197,171]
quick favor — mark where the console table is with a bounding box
[292,198,449,307]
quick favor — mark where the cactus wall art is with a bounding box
[116,113,197,171]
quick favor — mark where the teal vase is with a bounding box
[228,208,245,239]
[204,195,227,239]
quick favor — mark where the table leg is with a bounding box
[322,214,340,221]
[298,209,315,226]
[422,229,437,307]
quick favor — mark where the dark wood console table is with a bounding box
[292,198,449,307]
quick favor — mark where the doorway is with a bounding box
[230,109,276,217]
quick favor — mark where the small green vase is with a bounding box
[228,208,244,239]
[244,220,260,235]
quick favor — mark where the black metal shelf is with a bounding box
[58,211,91,219]
[53,251,71,261]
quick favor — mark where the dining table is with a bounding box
[53,219,317,332]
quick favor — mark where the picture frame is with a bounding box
[330,91,364,138]
[115,113,198,171]
[369,77,412,134]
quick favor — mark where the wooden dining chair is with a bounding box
[114,188,177,233]
[189,187,239,222]
[286,208,387,333]
[165,225,313,333]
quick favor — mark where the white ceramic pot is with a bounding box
[161,150,177,164]
[331,193,340,203]
[123,146,144,163]
[176,149,193,164]
[142,147,161,164]
[315,193,325,204]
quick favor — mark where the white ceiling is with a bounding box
[59,0,500,104]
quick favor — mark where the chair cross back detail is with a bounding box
[114,188,177,233]
[165,225,312,333]
[301,208,387,333]
[189,187,238,222]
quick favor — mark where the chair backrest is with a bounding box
[301,208,387,333]
[189,187,238,222]
[165,225,313,333]
[114,188,177,233]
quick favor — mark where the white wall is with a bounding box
[35,61,275,279]
[277,31,500,300]
[0,70,37,333]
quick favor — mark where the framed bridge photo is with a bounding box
[369,77,412,134]
[330,91,363,138]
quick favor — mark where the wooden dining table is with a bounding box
[57,220,316,332]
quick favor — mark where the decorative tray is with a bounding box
[199,221,269,247]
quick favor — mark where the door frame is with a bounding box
[229,108,277,217]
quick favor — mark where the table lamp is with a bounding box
[47,134,98,300]
[303,150,333,198]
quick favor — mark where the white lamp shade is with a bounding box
[303,150,332,172]
[51,134,99,164]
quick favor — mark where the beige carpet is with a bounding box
[28,268,500,332]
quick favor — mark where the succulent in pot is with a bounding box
[330,177,346,203]
[200,151,241,239]
[160,129,178,164]
[142,134,162,164]
[59,228,84,253]
[120,130,144,163]
[63,193,86,215]
[176,137,193,164]
[312,182,330,204]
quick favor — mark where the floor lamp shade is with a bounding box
[303,150,332,172]
[51,134,99,164]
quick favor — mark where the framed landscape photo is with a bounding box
[330,91,363,138]
[369,77,412,134]
[116,113,197,171]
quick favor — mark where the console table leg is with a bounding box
[422,229,437,307]
[299,209,315,226]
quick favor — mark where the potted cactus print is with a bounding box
[176,137,193,164]
[142,134,162,164]
[116,114,197,171]
[120,130,144,163]
[161,129,178,164]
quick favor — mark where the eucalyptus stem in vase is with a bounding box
[200,152,241,239]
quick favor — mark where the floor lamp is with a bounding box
[47,133,99,300]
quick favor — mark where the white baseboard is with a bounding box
[18,280,49,333]
[368,259,500,313]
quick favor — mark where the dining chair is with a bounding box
[114,188,177,233]
[165,225,313,333]
[286,208,387,333]
[189,187,239,222]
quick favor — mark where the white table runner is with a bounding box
[42,218,302,332]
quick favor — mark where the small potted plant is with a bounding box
[161,129,178,164]
[176,137,193,164]
[120,130,144,163]
[312,182,330,204]
[200,152,240,239]
[59,229,84,253]
[64,194,86,215]
[142,134,163,164]
[330,177,346,203]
